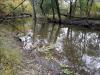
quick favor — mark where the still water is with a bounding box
[2,18,100,75]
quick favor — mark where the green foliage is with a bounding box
[41,0,56,14]
[72,0,99,17]
[94,2,100,12]
[0,0,32,16]
[61,64,75,75]
[79,0,89,16]
[63,69,74,75]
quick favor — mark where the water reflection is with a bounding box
[10,18,100,75]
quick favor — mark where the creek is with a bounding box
[1,18,100,75]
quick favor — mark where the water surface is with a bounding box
[1,18,100,75]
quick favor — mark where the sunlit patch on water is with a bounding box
[82,54,100,75]
[55,28,68,53]
[18,29,33,50]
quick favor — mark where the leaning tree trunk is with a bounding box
[69,0,73,18]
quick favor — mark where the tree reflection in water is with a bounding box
[31,19,100,75]
[11,19,100,75]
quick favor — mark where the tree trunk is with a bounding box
[69,0,73,18]
[55,0,61,23]
[31,0,36,20]
[40,0,45,15]
[51,0,55,20]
